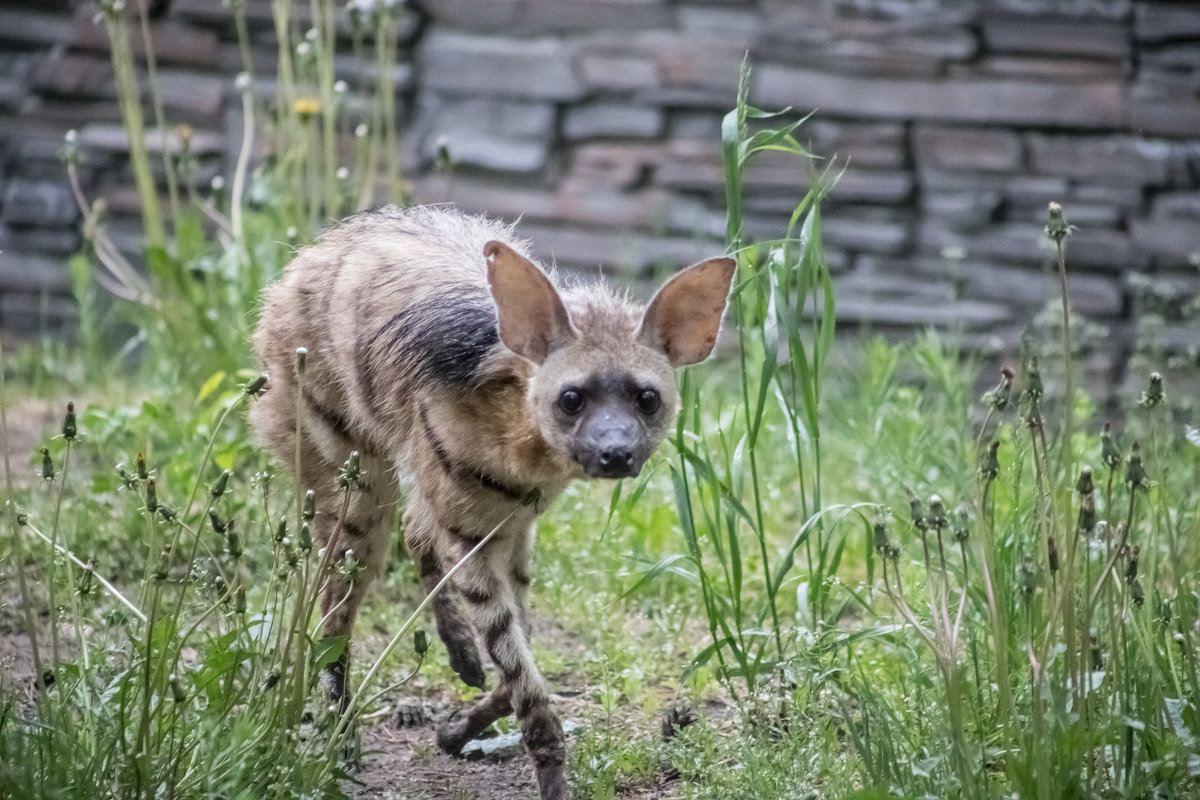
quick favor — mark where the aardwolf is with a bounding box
[251,205,734,799]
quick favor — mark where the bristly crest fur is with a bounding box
[250,205,735,800]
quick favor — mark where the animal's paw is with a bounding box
[436,711,471,755]
[447,643,487,690]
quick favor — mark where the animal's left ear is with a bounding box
[638,257,737,367]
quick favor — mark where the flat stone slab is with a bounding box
[754,65,1125,128]
[460,719,582,762]
[419,31,584,102]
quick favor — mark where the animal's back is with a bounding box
[251,205,537,466]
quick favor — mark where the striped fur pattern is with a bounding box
[250,205,734,799]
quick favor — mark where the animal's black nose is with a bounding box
[598,448,635,471]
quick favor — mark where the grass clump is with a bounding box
[1,372,381,799]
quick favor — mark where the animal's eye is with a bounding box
[635,388,661,415]
[558,388,585,415]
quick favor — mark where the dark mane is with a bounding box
[364,286,499,390]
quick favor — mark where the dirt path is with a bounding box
[350,704,542,800]
[349,693,680,800]
[344,615,680,800]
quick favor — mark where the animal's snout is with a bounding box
[583,444,641,479]
[574,408,647,479]
[597,445,635,474]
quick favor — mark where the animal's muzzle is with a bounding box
[574,415,647,479]
[593,444,639,478]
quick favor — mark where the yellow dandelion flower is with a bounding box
[293,97,321,117]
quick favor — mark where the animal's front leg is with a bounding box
[455,547,567,800]
[403,496,487,688]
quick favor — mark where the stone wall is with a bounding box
[1,0,1198,383]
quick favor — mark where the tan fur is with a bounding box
[250,205,734,800]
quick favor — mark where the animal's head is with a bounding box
[484,241,736,480]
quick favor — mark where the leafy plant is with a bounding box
[64,0,410,386]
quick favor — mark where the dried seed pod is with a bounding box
[210,469,231,499]
[303,490,316,522]
[226,523,242,560]
[170,674,187,704]
[953,507,970,544]
[907,490,927,531]
[1138,372,1165,409]
[873,517,891,555]
[233,586,247,614]
[61,402,77,441]
[927,494,948,532]
[116,463,136,489]
[1077,466,1097,534]
[41,448,54,481]
[76,558,95,596]
[1125,545,1140,585]
[1023,357,1044,403]
[338,450,363,491]
[245,372,269,397]
[980,440,1000,483]
[1100,423,1121,470]
[343,548,361,581]
[1044,201,1074,244]
[981,367,1014,412]
[153,547,171,582]
[1125,443,1149,491]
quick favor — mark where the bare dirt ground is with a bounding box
[1,396,60,486]
[348,690,681,800]
[351,712,543,800]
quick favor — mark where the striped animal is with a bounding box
[250,205,734,799]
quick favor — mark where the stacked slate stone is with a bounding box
[0,0,419,337]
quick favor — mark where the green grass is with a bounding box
[4,8,1200,800]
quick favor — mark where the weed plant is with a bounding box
[614,69,1200,799]
[63,0,409,388]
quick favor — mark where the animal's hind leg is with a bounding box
[257,393,399,702]
[403,495,486,689]
[305,447,399,704]
[436,688,513,753]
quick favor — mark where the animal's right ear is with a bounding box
[639,256,736,367]
[485,241,575,365]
